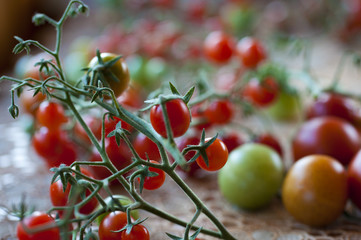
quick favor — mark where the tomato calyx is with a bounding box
[135,160,166,192]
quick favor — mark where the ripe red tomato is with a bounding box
[176,135,202,176]
[236,37,266,68]
[104,115,133,136]
[117,83,145,109]
[121,224,150,240]
[204,99,234,124]
[140,160,166,190]
[203,31,234,64]
[88,53,130,98]
[292,116,360,165]
[133,133,161,161]
[16,212,60,240]
[282,155,348,227]
[191,104,213,132]
[252,133,283,157]
[32,127,77,168]
[50,168,98,215]
[150,98,191,138]
[243,77,279,107]
[219,133,244,152]
[196,138,229,171]
[347,149,361,211]
[19,86,46,116]
[36,101,68,130]
[74,115,102,144]
[99,211,127,240]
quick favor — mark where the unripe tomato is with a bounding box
[282,155,348,227]
[88,53,130,98]
[265,91,301,121]
[292,116,360,166]
[218,143,283,210]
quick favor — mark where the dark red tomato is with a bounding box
[176,135,202,176]
[204,99,234,124]
[243,77,279,107]
[50,168,98,215]
[74,115,102,144]
[196,138,229,171]
[140,160,166,190]
[191,104,213,132]
[36,101,68,130]
[292,116,360,166]
[133,133,161,161]
[306,93,360,126]
[203,31,234,64]
[219,133,244,152]
[252,133,283,157]
[347,149,361,210]
[236,37,266,69]
[32,127,77,168]
[19,86,46,116]
[121,224,150,240]
[185,0,207,22]
[16,211,60,240]
[99,211,127,240]
[104,115,133,136]
[150,98,191,138]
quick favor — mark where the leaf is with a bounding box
[183,86,195,104]
[169,82,180,95]
[166,233,183,240]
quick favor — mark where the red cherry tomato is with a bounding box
[134,133,161,161]
[150,98,191,138]
[191,104,213,132]
[252,133,283,157]
[16,212,60,240]
[99,211,127,240]
[139,160,166,190]
[236,37,266,69]
[121,224,150,240]
[203,31,234,64]
[32,127,77,168]
[36,101,68,130]
[104,115,133,136]
[347,149,361,211]
[204,99,234,124]
[50,168,98,215]
[176,135,202,176]
[74,115,102,144]
[292,116,360,166]
[219,133,244,152]
[243,77,279,107]
[196,138,229,171]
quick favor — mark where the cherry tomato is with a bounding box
[191,104,213,132]
[134,133,161,161]
[139,160,166,190]
[98,211,127,240]
[176,135,202,176]
[203,31,234,64]
[219,133,244,153]
[204,99,234,124]
[347,149,361,211]
[252,133,283,157]
[36,101,68,130]
[150,98,191,138]
[218,143,283,210]
[88,53,130,98]
[104,115,133,136]
[243,77,279,107]
[236,37,266,69]
[74,115,102,144]
[196,138,228,171]
[16,211,60,240]
[265,91,301,121]
[282,155,348,227]
[50,168,98,215]
[19,87,46,116]
[121,224,150,240]
[32,127,77,168]
[292,116,360,166]
[117,83,145,109]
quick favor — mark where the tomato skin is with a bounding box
[88,53,130,98]
[203,31,234,64]
[218,143,283,210]
[282,155,348,227]
[191,104,213,132]
[252,133,283,157]
[219,133,244,153]
[265,91,301,121]
[150,98,191,138]
[292,116,360,166]
[196,138,228,171]
[36,101,68,130]
[50,168,98,216]
[176,135,202,176]
[141,160,166,190]
[204,99,234,124]
[99,211,127,240]
[16,212,60,240]
[243,77,279,107]
[104,115,133,136]
[236,37,266,68]
[347,149,361,211]
[121,224,150,240]
[134,133,161,161]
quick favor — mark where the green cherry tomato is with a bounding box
[265,91,302,121]
[218,143,283,210]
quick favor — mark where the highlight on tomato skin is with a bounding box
[203,31,234,64]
